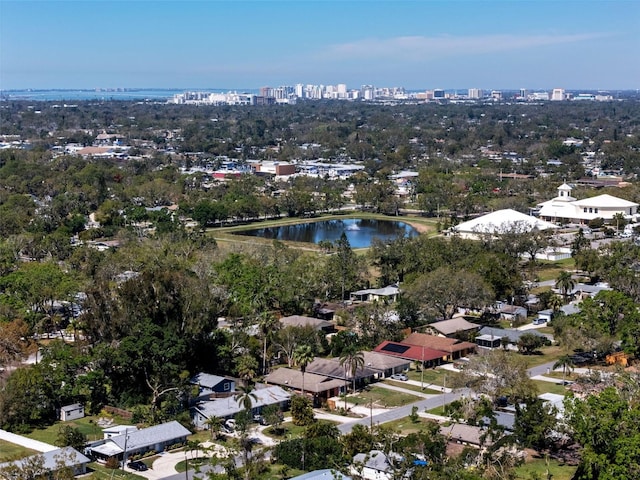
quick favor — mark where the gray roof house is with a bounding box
[0,447,90,477]
[192,385,290,429]
[279,315,335,332]
[191,373,235,399]
[88,421,190,462]
[476,326,549,349]
[361,351,411,377]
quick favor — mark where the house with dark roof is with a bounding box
[305,357,379,388]
[264,368,345,407]
[190,373,235,400]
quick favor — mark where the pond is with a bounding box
[235,218,419,248]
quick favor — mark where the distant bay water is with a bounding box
[0,88,258,101]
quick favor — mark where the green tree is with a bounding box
[55,425,87,451]
[513,398,559,453]
[405,266,494,320]
[516,332,549,355]
[290,395,314,426]
[565,386,640,479]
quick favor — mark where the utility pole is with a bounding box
[122,434,129,471]
[420,345,425,390]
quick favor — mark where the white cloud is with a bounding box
[318,33,610,62]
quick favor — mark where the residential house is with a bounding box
[350,450,401,480]
[88,421,191,463]
[427,317,482,338]
[191,373,235,400]
[373,341,445,368]
[192,385,290,429]
[60,403,85,422]
[264,368,345,407]
[361,351,411,378]
[350,285,400,303]
[305,357,379,389]
[0,447,90,477]
[102,425,138,439]
[440,423,490,448]
[279,315,336,333]
[402,332,477,361]
[496,304,528,324]
[475,326,549,349]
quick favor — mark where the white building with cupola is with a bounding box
[537,183,638,224]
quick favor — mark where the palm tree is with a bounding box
[257,312,279,375]
[555,271,576,302]
[548,294,564,314]
[339,346,365,397]
[292,344,315,397]
[234,383,258,413]
[204,415,223,440]
[234,354,258,388]
[553,355,575,385]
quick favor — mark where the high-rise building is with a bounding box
[468,88,483,99]
[551,88,565,101]
[433,89,445,99]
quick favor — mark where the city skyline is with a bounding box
[1,0,638,91]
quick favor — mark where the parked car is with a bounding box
[253,414,267,425]
[390,373,408,381]
[128,461,148,471]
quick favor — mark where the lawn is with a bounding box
[380,416,440,436]
[84,462,145,480]
[383,380,441,395]
[533,380,571,396]
[263,420,337,440]
[535,258,576,282]
[350,386,420,408]
[0,440,38,462]
[519,345,566,368]
[405,367,457,387]
[25,415,132,445]
[515,456,577,480]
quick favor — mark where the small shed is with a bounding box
[60,403,85,422]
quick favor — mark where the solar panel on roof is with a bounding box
[381,343,410,354]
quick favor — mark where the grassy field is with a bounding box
[383,379,442,395]
[350,386,420,408]
[84,462,145,480]
[515,456,577,480]
[0,440,39,462]
[535,258,576,282]
[533,380,571,396]
[380,416,440,436]
[405,367,458,387]
[24,415,132,445]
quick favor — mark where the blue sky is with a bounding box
[1,0,638,90]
